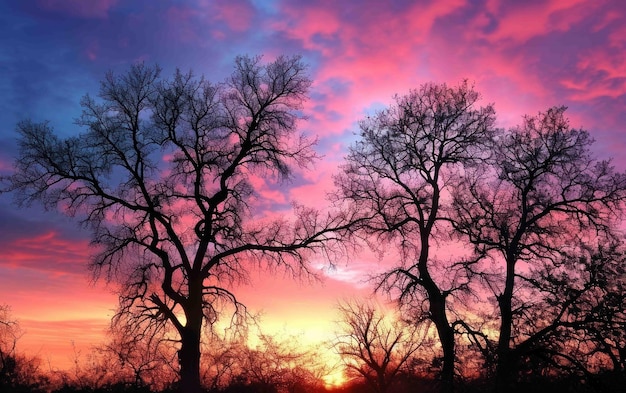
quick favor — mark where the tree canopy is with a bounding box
[3,55,352,393]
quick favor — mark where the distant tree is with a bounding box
[237,333,327,393]
[0,304,20,390]
[450,107,626,392]
[332,300,429,393]
[335,81,496,392]
[65,343,115,391]
[97,322,176,390]
[2,55,351,393]
[201,337,241,391]
[0,305,48,392]
[0,305,19,371]
[200,332,327,393]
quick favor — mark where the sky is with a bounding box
[0,0,625,377]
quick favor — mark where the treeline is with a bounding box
[1,317,328,393]
[1,315,623,393]
[1,55,625,393]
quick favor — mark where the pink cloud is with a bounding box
[245,172,288,206]
[575,47,626,89]
[166,0,256,42]
[557,20,625,112]
[479,0,590,43]
[285,146,349,211]
[606,20,626,47]
[269,1,345,57]
[212,0,255,33]
[274,0,465,57]
[282,0,619,137]
[268,1,477,140]
[36,0,118,19]
[2,231,91,273]
[592,10,622,32]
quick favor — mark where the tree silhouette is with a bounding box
[238,334,327,393]
[0,305,20,390]
[494,242,626,390]
[450,107,626,392]
[333,300,429,393]
[201,336,241,391]
[97,322,175,390]
[335,81,496,392]
[3,55,350,393]
[0,305,48,392]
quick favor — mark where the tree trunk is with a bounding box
[419,233,455,393]
[494,348,513,393]
[495,258,516,393]
[178,326,202,393]
[431,293,455,393]
[178,279,204,393]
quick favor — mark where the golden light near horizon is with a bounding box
[323,368,349,389]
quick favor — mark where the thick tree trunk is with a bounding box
[179,327,202,393]
[431,293,455,393]
[495,258,516,393]
[178,279,204,393]
[494,341,513,393]
[419,233,455,393]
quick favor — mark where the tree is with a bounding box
[0,304,20,390]
[450,107,626,392]
[0,305,48,393]
[238,333,327,393]
[333,300,429,393]
[3,55,350,393]
[201,336,241,391]
[198,331,327,393]
[335,81,496,392]
[97,322,176,390]
[498,242,626,391]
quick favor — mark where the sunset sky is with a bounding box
[0,0,625,375]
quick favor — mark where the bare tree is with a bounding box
[489,242,626,390]
[65,342,117,391]
[201,337,241,391]
[0,305,19,357]
[3,55,350,393]
[97,322,176,390]
[450,107,626,392]
[333,300,429,393]
[542,244,625,387]
[583,256,626,390]
[0,304,20,389]
[335,81,496,392]
[0,305,48,392]
[238,333,327,393]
